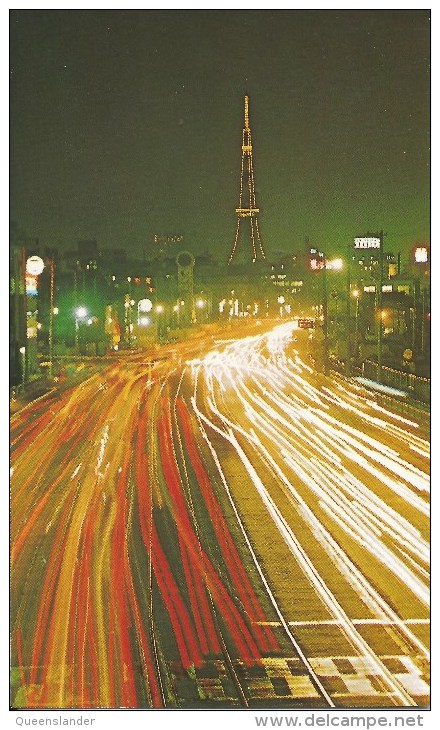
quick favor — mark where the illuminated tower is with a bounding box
[228,95,266,264]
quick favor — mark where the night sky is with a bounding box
[10,9,430,260]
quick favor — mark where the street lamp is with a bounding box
[375,231,385,382]
[155,304,165,340]
[308,249,329,375]
[322,258,329,376]
[326,258,343,271]
[75,306,88,353]
[198,289,213,321]
[352,289,361,363]
[19,346,26,388]
[174,301,182,327]
[277,295,285,318]
[26,255,56,380]
[195,297,207,324]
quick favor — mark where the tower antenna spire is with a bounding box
[228,95,266,264]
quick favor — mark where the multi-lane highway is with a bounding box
[10,321,430,709]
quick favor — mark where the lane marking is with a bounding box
[253,619,430,626]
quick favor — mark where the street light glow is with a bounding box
[75,307,88,319]
[414,246,428,263]
[138,299,153,313]
[26,256,45,276]
[326,258,344,270]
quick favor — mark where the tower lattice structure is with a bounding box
[228,95,266,264]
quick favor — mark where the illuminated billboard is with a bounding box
[25,274,38,296]
[414,246,429,263]
[153,234,184,246]
[354,237,381,249]
[308,248,325,271]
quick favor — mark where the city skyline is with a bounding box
[10,10,430,260]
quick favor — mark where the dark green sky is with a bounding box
[10,9,430,260]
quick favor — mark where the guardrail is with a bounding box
[362,360,430,404]
[10,375,47,397]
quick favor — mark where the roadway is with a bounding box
[10,320,430,709]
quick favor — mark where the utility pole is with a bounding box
[21,247,28,383]
[376,230,385,383]
[323,255,329,376]
[345,239,352,377]
[354,293,360,354]
[48,259,54,380]
[73,267,78,352]
[410,282,417,353]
